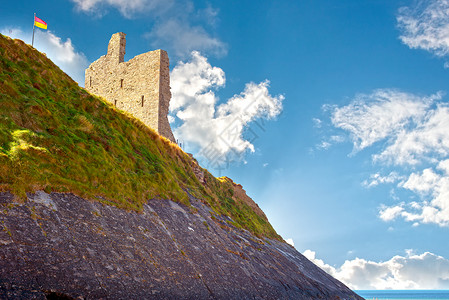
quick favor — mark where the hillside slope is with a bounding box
[0,34,362,299]
[0,34,277,240]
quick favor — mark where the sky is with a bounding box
[2,0,449,290]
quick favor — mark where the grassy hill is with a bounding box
[0,34,281,240]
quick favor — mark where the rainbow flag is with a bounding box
[34,16,47,30]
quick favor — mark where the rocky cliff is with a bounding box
[0,191,361,299]
[0,34,363,299]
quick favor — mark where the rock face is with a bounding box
[0,192,362,299]
[223,177,268,222]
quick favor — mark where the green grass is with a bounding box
[0,34,281,241]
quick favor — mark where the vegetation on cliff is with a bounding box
[0,34,280,240]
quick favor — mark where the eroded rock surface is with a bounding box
[0,192,363,299]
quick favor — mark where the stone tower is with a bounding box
[85,32,175,143]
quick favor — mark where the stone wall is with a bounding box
[85,33,175,143]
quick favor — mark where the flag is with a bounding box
[34,16,47,30]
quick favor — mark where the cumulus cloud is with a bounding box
[325,89,449,227]
[1,27,88,85]
[304,250,449,290]
[398,0,449,58]
[380,160,449,226]
[285,238,295,247]
[170,51,284,167]
[379,204,405,221]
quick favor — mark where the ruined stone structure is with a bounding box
[85,32,175,142]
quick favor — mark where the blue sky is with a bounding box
[2,0,449,290]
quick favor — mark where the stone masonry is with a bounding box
[85,32,175,143]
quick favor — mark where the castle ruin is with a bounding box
[85,32,175,143]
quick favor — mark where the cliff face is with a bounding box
[221,176,269,221]
[0,191,361,299]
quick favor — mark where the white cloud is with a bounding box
[439,159,449,173]
[71,0,172,18]
[402,168,441,193]
[379,204,405,221]
[303,249,336,275]
[389,188,400,201]
[374,104,449,165]
[170,51,284,165]
[363,172,404,188]
[330,89,439,152]
[383,161,449,226]
[330,135,345,143]
[314,135,345,151]
[285,238,294,247]
[312,118,322,128]
[149,19,227,58]
[317,141,331,150]
[304,250,449,290]
[398,0,449,57]
[1,27,88,86]
[170,51,225,112]
[326,89,449,227]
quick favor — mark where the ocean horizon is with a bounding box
[355,290,449,300]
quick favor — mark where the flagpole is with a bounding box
[32,13,35,47]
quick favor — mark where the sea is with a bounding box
[355,290,449,300]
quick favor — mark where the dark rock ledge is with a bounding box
[0,191,363,299]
